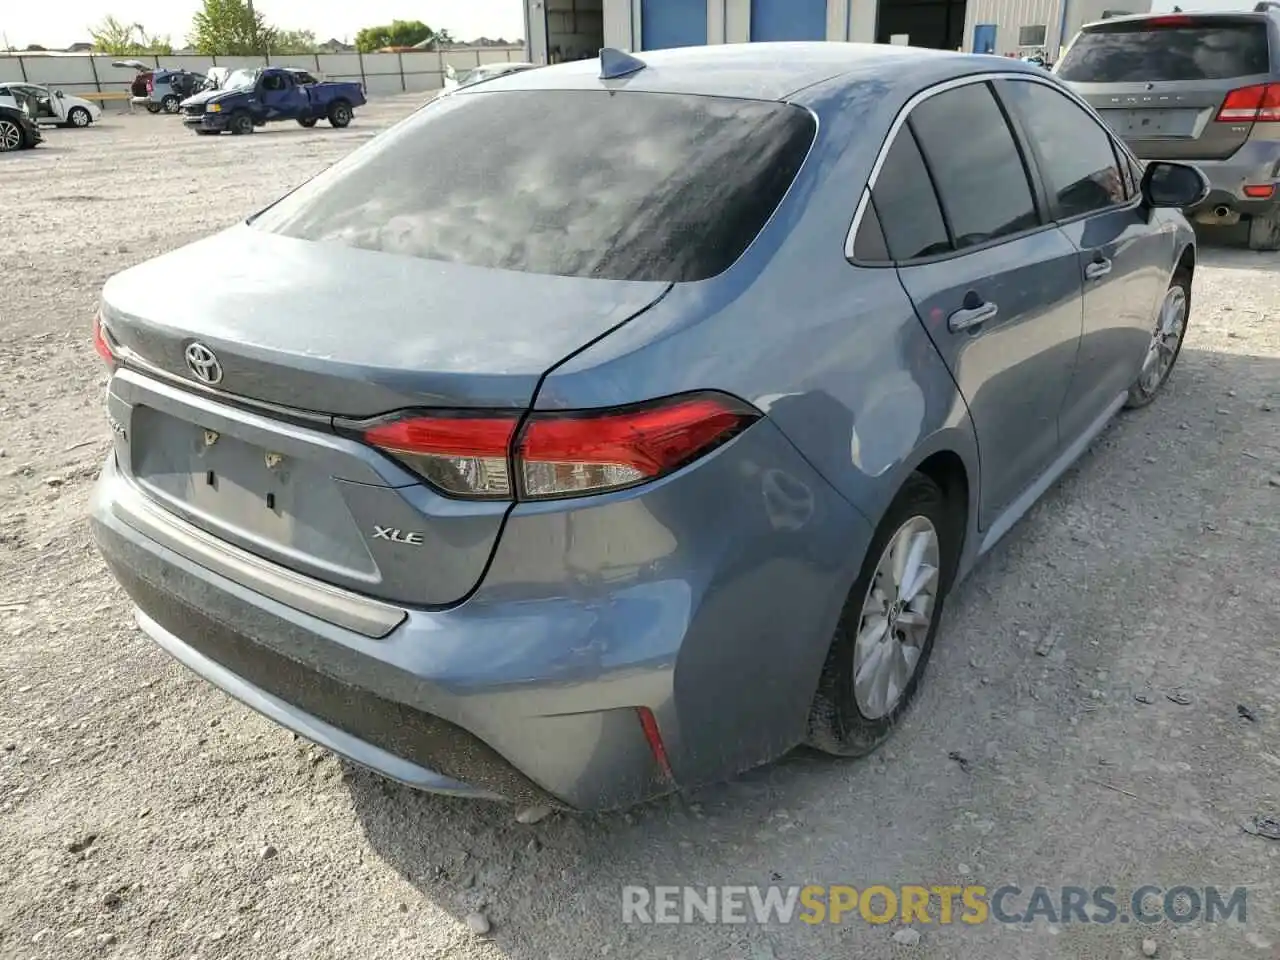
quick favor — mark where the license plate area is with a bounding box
[1105,108,1199,138]
[130,405,376,577]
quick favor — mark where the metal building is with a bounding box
[523,0,1150,64]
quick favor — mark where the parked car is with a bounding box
[113,60,205,114]
[90,43,1207,811]
[1057,3,1280,249]
[0,93,42,152]
[180,67,365,134]
[0,82,101,128]
[440,61,539,96]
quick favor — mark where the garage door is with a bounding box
[641,0,709,49]
[750,0,827,41]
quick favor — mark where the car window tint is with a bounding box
[868,127,951,260]
[908,83,1040,250]
[851,196,890,262]
[1057,21,1270,82]
[998,80,1126,218]
[251,90,816,283]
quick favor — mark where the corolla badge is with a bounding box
[184,342,223,384]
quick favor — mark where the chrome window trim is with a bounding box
[843,70,1136,261]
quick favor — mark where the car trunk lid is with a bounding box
[1059,14,1275,161]
[99,227,670,607]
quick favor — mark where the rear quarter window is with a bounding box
[251,89,816,283]
[1058,21,1272,82]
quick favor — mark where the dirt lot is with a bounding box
[1,96,1278,960]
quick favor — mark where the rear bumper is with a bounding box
[91,416,867,809]
[1141,141,1280,216]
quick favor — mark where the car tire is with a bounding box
[161,95,181,114]
[228,111,254,136]
[0,118,26,152]
[67,107,92,128]
[1125,270,1191,409]
[297,117,318,128]
[806,472,957,758]
[327,101,352,128]
[1247,212,1280,252]
[145,103,162,114]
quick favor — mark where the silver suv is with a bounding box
[1058,3,1280,249]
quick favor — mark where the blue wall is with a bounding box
[641,0,709,49]
[749,0,827,41]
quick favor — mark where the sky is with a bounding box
[0,0,526,49]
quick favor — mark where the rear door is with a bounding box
[862,79,1085,526]
[997,76,1171,443]
[1058,14,1276,160]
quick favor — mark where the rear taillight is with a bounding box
[353,393,758,502]
[146,75,154,93]
[360,414,515,498]
[93,313,116,370]
[1216,83,1280,123]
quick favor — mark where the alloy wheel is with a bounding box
[0,120,22,151]
[852,516,940,720]
[1138,285,1187,395]
[71,108,90,127]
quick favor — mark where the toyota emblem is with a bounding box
[184,342,223,385]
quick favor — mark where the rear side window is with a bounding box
[251,90,816,283]
[997,79,1127,218]
[909,83,1040,250]
[861,127,950,261]
[1057,21,1271,82]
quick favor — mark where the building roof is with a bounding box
[470,42,1040,102]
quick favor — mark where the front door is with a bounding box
[259,74,304,120]
[868,80,1085,526]
[995,77,1171,442]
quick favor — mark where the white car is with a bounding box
[440,62,539,96]
[0,83,101,128]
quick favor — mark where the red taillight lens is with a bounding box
[1216,83,1280,123]
[517,395,756,499]
[146,75,154,92]
[93,313,116,369]
[1146,14,1192,25]
[360,414,516,498]
[354,393,758,501]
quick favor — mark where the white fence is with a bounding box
[0,46,527,100]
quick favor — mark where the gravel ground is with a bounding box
[1,96,1279,960]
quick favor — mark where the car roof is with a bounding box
[463,42,1047,102]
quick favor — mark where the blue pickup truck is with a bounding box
[181,67,366,135]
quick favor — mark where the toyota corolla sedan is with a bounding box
[90,43,1208,811]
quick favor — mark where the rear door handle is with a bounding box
[948,300,998,332]
[1085,257,1113,281]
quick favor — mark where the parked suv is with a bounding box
[113,60,206,114]
[1058,3,1280,249]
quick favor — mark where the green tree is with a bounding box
[354,19,437,52]
[271,29,317,54]
[89,15,174,55]
[189,0,274,55]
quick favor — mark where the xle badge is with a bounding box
[373,526,424,545]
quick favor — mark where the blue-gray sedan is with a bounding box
[89,42,1208,810]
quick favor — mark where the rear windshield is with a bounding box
[1057,20,1271,82]
[250,89,816,283]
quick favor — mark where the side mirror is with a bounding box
[1141,161,1210,209]
[56,89,65,99]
